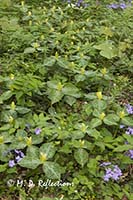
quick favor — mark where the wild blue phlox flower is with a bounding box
[9,160,16,167]
[34,127,42,135]
[101,163,122,182]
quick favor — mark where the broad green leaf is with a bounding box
[75,74,85,82]
[0,124,11,131]
[122,117,133,126]
[71,130,85,139]
[0,164,7,172]
[24,47,35,54]
[85,71,96,77]
[57,58,69,69]
[40,143,56,159]
[64,96,76,106]
[92,100,107,111]
[103,114,119,126]
[0,91,12,103]
[47,80,60,89]
[123,135,133,145]
[62,83,81,98]
[87,158,98,176]
[19,157,41,169]
[47,88,63,104]
[43,161,61,179]
[90,118,102,128]
[27,146,40,157]
[87,129,101,139]
[16,107,30,114]
[84,104,92,117]
[113,145,133,152]
[94,42,117,59]
[74,149,88,167]
[43,57,56,66]
[0,144,9,161]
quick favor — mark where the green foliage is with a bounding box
[0,0,133,199]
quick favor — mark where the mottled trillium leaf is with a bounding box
[113,145,133,152]
[92,100,107,111]
[103,114,119,125]
[121,117,133,126]
[74,149,88,167]
[87,129,101,139]
[39,143,56,159]
[62,83,81,98]
[64,96,76,106]
[90,118,102,128]
[19,157,41,169]
[24,47,35,54]
[0,164,7,172]
[43,57,56,67]
[47,88,63,104]
[16,107,30,114]
[57,58,69,69]
[0,91,13,103]
[43,161,61,179]
[94,42,117,59]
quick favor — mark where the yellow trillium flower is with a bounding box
[26,137,32,146]
[40,152,47,163]
[10,74,14,80]
[81,123,87,133]
[9,116,14,124]
[119,111,125,119]
[101,68,107,75]
[11,101,16,110]
[0,136,4,144]
[99,112,106,120]
[28,11,32,16]
[21,1,24,6]
[96,91,102,100]
[57,82,63,91]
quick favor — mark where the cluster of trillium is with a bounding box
[8,104,133,182]
[65,0,132,9]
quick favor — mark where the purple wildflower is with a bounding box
[128,150,133,159]
[103,165,122,182]
[14,150,25,157]
[120,124,125,129]
[126,104,133,114]
[14,149,25,162]
[126,127,133,135]
[9,160,16,167]
[14,149,20,154]
[100,162,111,167]
[15,156,22,163]
[34,127,41,135]
[108,3,119,9]
[119,3,127,9]
[75,0,83,7]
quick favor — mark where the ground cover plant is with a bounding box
[0,0,133,199]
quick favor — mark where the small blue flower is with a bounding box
[120,124,125,129]
[103,165,122,182]
[128,150,133,159]
[100,162,111,167]
[126,104,133,114]
[9,160,16,167]
[126,127,133,135]
[119,3,127,9]
[108,3,119,9]
[34,127,41,135]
